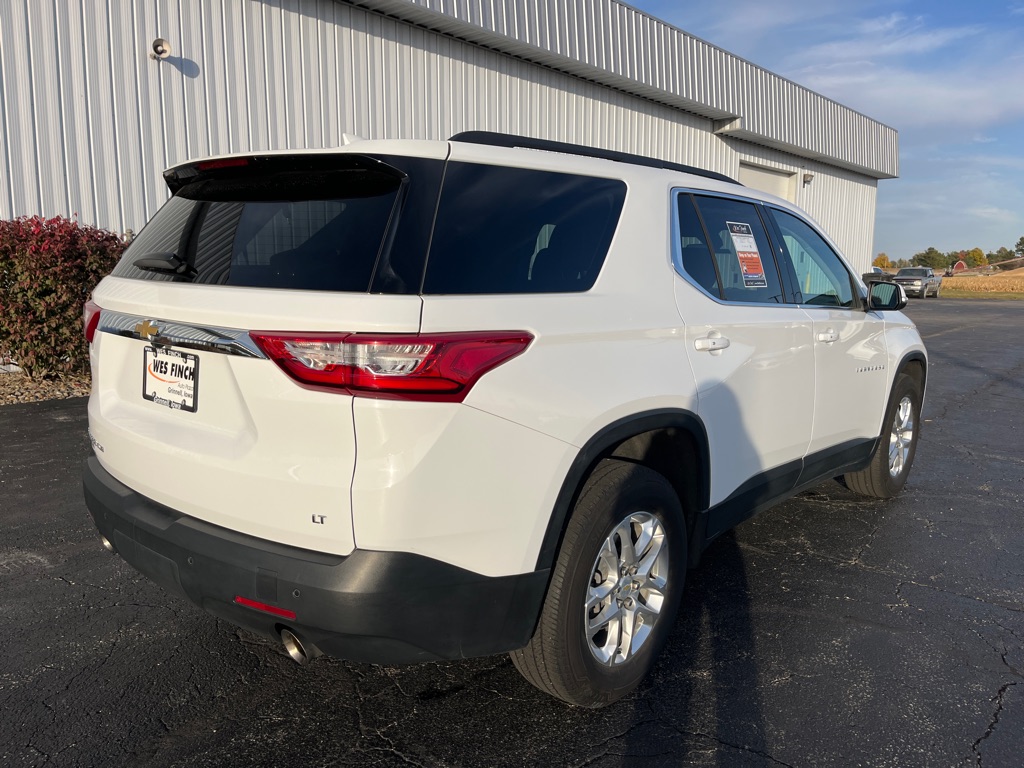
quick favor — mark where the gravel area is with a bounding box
[0,371,91,405]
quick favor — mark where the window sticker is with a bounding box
[726,221,768,288]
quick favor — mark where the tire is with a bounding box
[843,373,922,498]
[510,459,686,707]
[934,284,941,298]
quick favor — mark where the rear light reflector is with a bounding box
[83,300,101,344]
[249,331,533,402]
[234,595,297,621]
[196,156,250,171]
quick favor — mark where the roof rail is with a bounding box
[449,131,740,185]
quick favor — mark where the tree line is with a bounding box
[874,236,1024,271]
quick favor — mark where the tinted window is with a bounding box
[769,209,855,308]
[422,163,626,294]
[675,194,720,296]
[691,196,785,304]
[110,196,196,283]
[111,155,442,293]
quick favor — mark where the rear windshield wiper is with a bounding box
[132,252,198,279]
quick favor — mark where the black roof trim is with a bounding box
[449,131,740,185]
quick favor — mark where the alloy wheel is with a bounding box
[585,512,669,665]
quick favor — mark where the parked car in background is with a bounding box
[82,132,927,708]
[862,266,893,283]
[894,267,942,298]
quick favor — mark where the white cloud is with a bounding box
[859,12,908,35]
[965,154,1024,170]
[800,63,1024,137]
[790,22,980,67]
[966,206,1019,224]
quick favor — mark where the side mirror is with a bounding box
[866,280,907,311]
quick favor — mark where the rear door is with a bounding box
[88,150,444,554]
[672,192,814,536]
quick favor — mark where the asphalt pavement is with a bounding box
[1,298,1022,767]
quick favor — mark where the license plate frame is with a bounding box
[142,346,199,413]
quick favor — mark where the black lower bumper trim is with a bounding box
[83,457,548,664]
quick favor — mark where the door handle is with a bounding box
[816,329,839,343]
[694,335,731,352]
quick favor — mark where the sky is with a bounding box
[627,0,1024,261]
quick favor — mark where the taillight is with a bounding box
[83,300,101,344]
[249,331,533,402]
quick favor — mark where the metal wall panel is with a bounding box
[360,0,898,179]
[0,0,881,267]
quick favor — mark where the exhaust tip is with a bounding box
[100,535,114,553]
[281,628,321,665]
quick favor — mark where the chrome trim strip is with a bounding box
[96,310,266,359]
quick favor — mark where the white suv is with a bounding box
[83,132,926,707]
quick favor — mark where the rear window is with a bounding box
[422,163,626,294]
[110,155,625,295]
[110,154,442,293]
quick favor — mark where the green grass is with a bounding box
[938,290,1024,300]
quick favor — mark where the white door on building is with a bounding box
[738,163,796,202]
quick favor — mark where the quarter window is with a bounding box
[422,164,626,294]
[675,195,720,296]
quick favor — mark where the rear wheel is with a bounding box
[510,460,686,707]
[843,373,921,498]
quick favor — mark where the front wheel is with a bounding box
[843,372,922,498]
[510,460,686,707]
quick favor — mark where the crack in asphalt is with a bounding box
[569,718,660,768]
[923,441,1024,467]
[737,536,1024,617]
[667,725,796,768]
[849,517,883,568]
[971,682,1017,766]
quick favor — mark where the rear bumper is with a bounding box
[83,457,548,663]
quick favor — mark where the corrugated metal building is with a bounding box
[0,0,896,270]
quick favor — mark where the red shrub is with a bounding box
[0,216,125,378]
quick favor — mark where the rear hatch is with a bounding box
[87,147,445,554]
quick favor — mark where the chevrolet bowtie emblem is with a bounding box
[135,319,160,341]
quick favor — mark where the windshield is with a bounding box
[897,268,928,277]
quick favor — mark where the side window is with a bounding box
[692,196,785,304]
[675,194,720,296]
[768,209,854,308]
[423,163,626,294]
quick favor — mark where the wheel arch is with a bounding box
[895,350,927,395]
[534,409,710,573]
